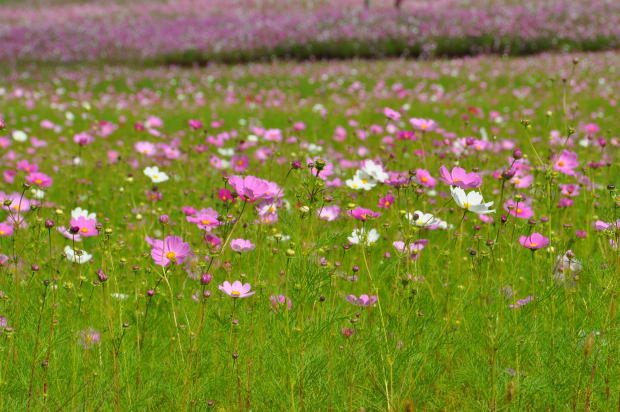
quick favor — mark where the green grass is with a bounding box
[0,52,618,411]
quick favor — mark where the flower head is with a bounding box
[219,280,255,298]
[450,186,495,214]
[518,232,549,250]
[146,235,191,266]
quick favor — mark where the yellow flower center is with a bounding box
[231,291,240,297]
[35,179,42,184]
[529,243,537,247]
[201,219,210,225]
[361,179,368,184]
[463,202,470,209]
[421,177,428,182]
[166,251,176,259]
[153,174,159,179]
[237,160,244,166]
[0,230,5,235]
[80,228,89,233]
[421,124,428,129]
[516,208,523,214]
[12,205,20,210]
[558,161,565,167]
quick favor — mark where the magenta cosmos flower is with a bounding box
[504,199,534,219]
[186,208,220,231]
[552,150,579,176]
[438,166,482,189]
[415,169,437,188]
[26,172,53,187]
[70,216,98,237]
[227,175,281,202]
[219,281,255,298]
[518,233,550,250]
[230,238,255,252]
[348,207,381,221]
[145,235,191,266]
[345,294,378,306]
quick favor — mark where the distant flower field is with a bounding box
[0,51,618,410]
[1,0,619,64]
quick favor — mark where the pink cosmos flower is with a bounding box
[345,294,378,306]
[78,328,101,349]
[231,155,249,173]
[70,216,98,237]
[552,150,579,176]
[415,169,437,188]
[227,175,281,202]
[557,198,574,208]
[17,160,38,173]
[219,281,255,298]
[377,194,394,209]
[318,205,341,221]
[348,207,381,221]
[518,232,549,250]
[510,175,533,189]
[438,166,482,189]
[0,222,13,236]
[73,132,94,146]
[0,192,31,214]
[230,238,255,253]
[26,172,53,187]
[559,184,580,197]
[145,235,191,266]
[504,199,534,219]
[383,107,401,121]
[204,233,222,248]
[218,188,236,203]
[135,141,157,156]
[188,119,203,130]
[186,208,220,231]
[409,118,436,131]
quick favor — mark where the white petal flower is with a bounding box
[12,130,28,142]
[64,246,92,264]
[450,186,495,214]
[143,166,169,183]
[348,228,379,246]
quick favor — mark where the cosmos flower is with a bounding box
[230,238,255,252]
[409,118,436,131]
[186,208,221,231]
[348,207,381,221]
[518,232,549,250]
[348,228,380,246]
[26,172,53,187]
[146,235,191,266]
[64,246,93,264]
[143,166,169,183]
[78,328,101,349]
[439,166,482,189]
[450,186,495,214]
[504,199,534,219]
[552,150,579,176]
[345,294,378,306]
[318,205,341,221]
[227,175,281,202]
[219,281,255,298]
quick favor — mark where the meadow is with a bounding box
[0,50,618,411]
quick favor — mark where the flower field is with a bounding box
[1,0,619,64]
[0,43,619,411]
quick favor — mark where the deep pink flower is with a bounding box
[231,155,249,173]
[230,238,255,253]
[383,107,401,121]
[438,166,482,189]
[188,119,203,130]
[146,235,191,266]
[204,233,222,248]
[518,232,549,250]
[559,184,580,197]
[26,172,53,187]
[218,188,236,203]
[377,194,394,209]
[348,207,381,221]
[73,132,94,146]
[219,280,255,298]
[557,198,574,208]
[345,294,378,306]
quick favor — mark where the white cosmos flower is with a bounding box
[450,186,495,214]
[217,148,235,157]
[12,130,28,142]
[64,246,92,264]
[345,171,377,191]
[30,188,45,199]
[360,159,389,183]
[143,166,169,183]
[348,228,380,246]
[71,207,96,220]
[406,210,449,229]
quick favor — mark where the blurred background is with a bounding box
[1,0,618,65]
